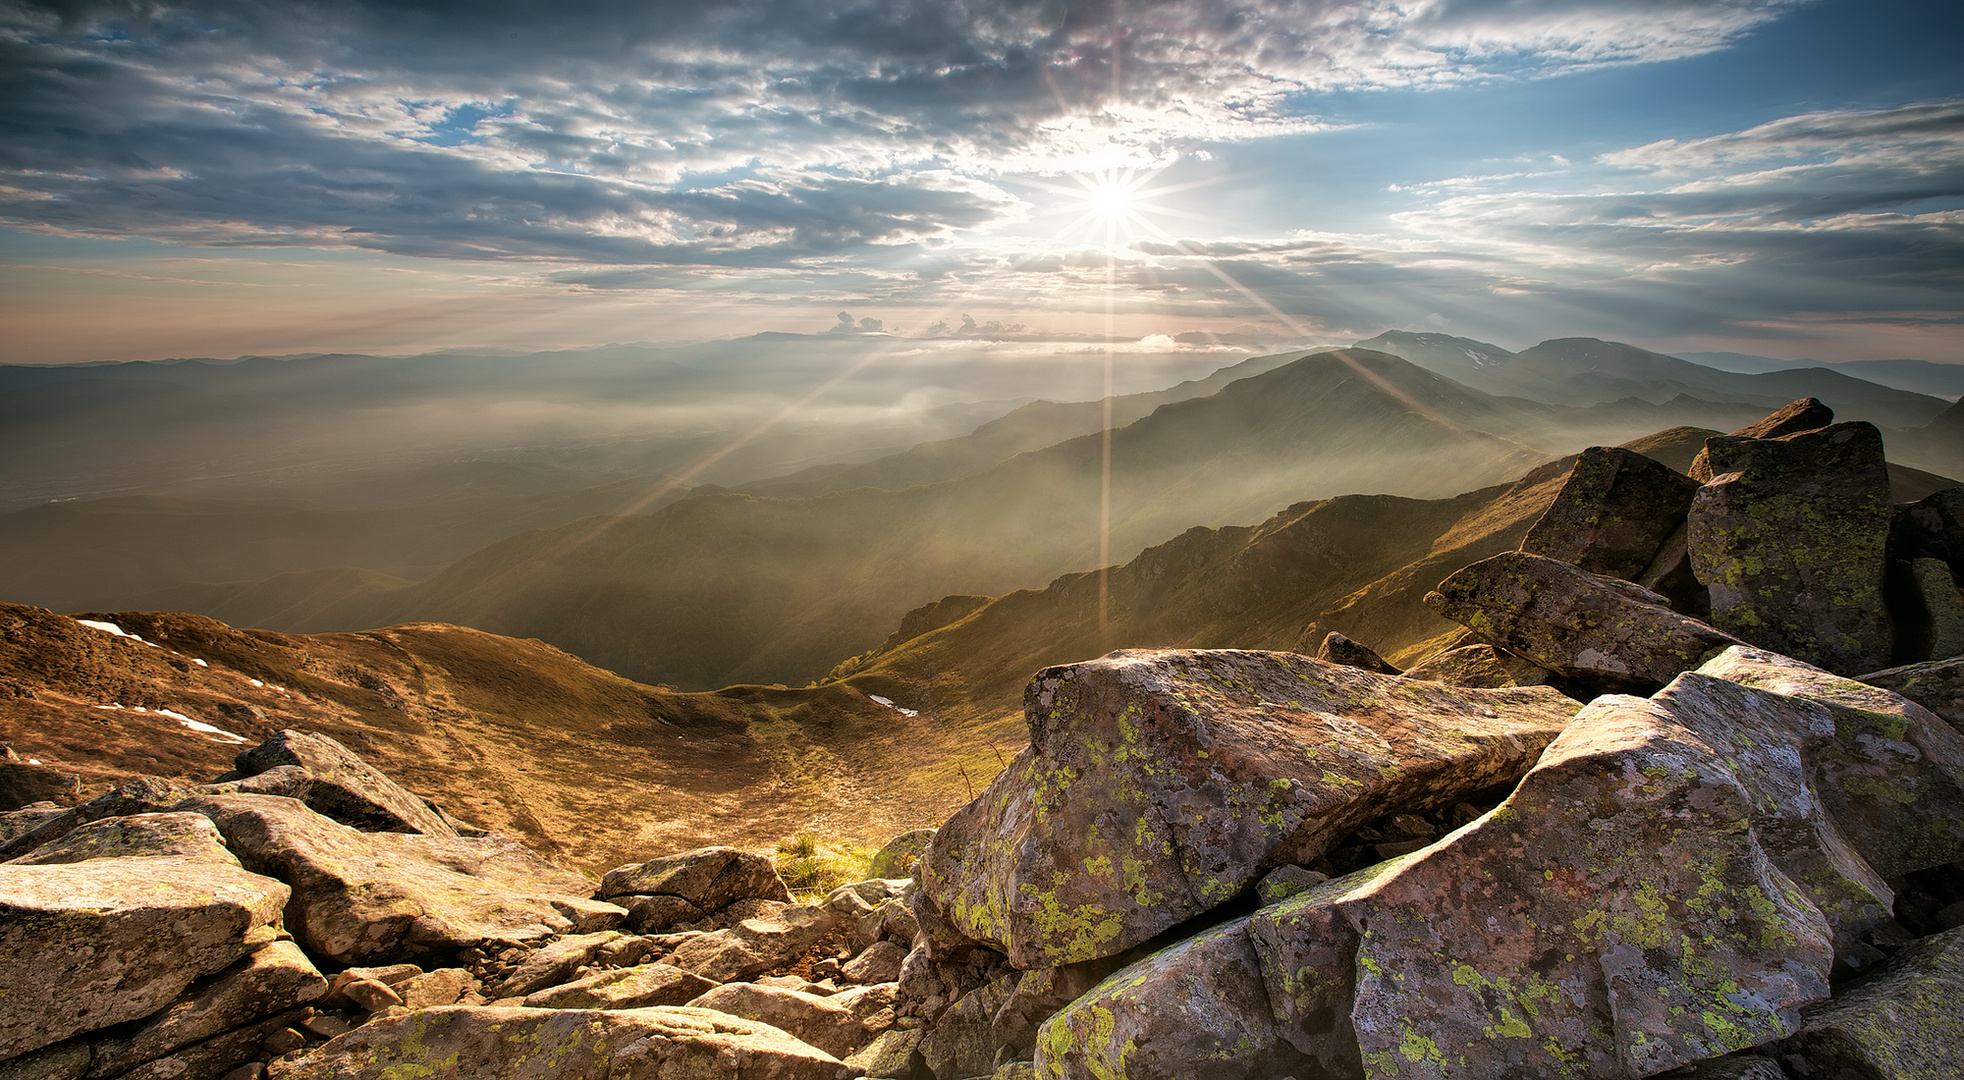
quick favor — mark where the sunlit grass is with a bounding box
[773,830,880,900]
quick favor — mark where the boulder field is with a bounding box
[4,399,1963,1080]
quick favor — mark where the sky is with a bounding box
[2,0,1960,365]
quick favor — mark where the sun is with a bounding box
[1087,178,1135,222]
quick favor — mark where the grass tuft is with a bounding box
[773,830,879,900]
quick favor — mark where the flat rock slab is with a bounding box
[1038,659,1917,1080]
[920,649,1578,969]
[1862,656,1964,730]
[267,1006,851,1080]
[0,776,205,861]
[88,939,327,1078]
[523,964,716,1010]
[687,982,867,1058]
[1521,445,1701,579]
[233,729,455,837]
[0,852,289,1060]
[665,903,842,983]
[599,846,791,909]
[1781,925,1964,1080]
[177,793,622,964]
[1427,550,1745,693]
[1688,421,1894,673]
[5,811,226,865]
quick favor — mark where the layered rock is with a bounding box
[1426,551,1744,692]
[87,940,327,1078]
[1688,397,1836,482]
[1688,421,1894,673]
[229,730,456,837]
[920,649,1578,970]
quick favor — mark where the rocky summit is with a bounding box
[4,399,1964,1080]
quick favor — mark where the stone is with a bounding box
[176,793,622,964]
[842,940,908,985]
[664,902,843,982]
[994,1064,1037,1080]
[1893,486,1964,570]
[1780,925,1964,1079]
[339,978,402,1013]
[231,730,455,837]
[0,849,288,1060]
[1909,556,1964,660]
[0,1041,89,1080]
[299,1015,350,1039]
[1254,864,1328,906]
[522,963,716,1010]
[395,967,478,1009]
[0,777,203,861]
[686,982,867,1058]
[830,982,898,1027]
[0,804,65,846]
[1399,643,1553,687]
[5,811,227,865]
[1520,445,1702,579]
[260,1027,307,1057]
[845,1028,924,1078]
[869,830,936,880]
[919,975,1018,1080]
[1427,550,1746,693]
[222,1065,267,1080]
[1313,631,1401,675]
[1041,663,1912,1080]
[115,1008,311,1080]
[592,935,659,968]
[1689,397,1837,482]
[922,649,1577,971]
[86,941,327,1077]
[486,931,626,998]
[1862,655,1964,729]
[597,846,792,909]
[266,1006,850,1079]
[1688,421,1894,673]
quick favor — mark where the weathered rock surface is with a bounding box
[1427,551,1745,692]
[265,1006,853,1079]
[1314,631,1400,674]
[5,811,225,865]
[867,830,935,880]
[523,964,717,1010]
[0,849,289,1060]
[1906,556,1964,660]
[921,649,1578,970]
[487,931,626,999]
[1893,486,1964,571]
[177,793,622,964]
[87,940,327,1077]
[664,903,842,982]
[1690,398,1837,483]
[622,893,707,933]
[0,776,204,861]
[1399,643,1553,687]
[1779,925,1964,1080]
[0,1041,90,1080]
[120,1007,311,1080]
[1688,421,1894,673]
[1520,445,1702,579]
[1861,655,1964,729]
[1038,654,1930,1080]
[232,730,455,837]
[687,982,867,1059]
[841,940,908,985]
[598,846,793,910]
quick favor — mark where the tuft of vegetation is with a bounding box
[773,830,879,900]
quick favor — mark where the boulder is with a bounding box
[231,730,455,837]
[0,803,65,846]
[664,902,842,982]
[0,850,289,1060]
[0,777,204,861]
[1040,659,1921,1079]
[921,649,1578,970]
[1690,397,1837,482]
[1779,925,1964,1080]
[263,1006,851,1080]
[395,968,480,1009]
[1688,421,1894,673]
[1399,643,1553,687]
[0,1041,89,1080]
[919,974,1018,1080]
[1893,486,1964,570]
[844,1029,923,1079]
[176,793,623,964]
[1313,631,1400,675]
[522,964,716,1010]
[1426,551,1745,693]
[598,846,792,909]
[86,940,327,1078]
[867,830,936,880]
[116,1007,311,1080]
[621,894,706,933]
[485,931,625,999]
[1907,557,1964,660]
[841,940,908,985]
[1520,445,1702,579]
[1861,655,1964,729]
[686,982,866,1059]
[5,811,226,865]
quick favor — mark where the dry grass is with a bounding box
[773,830,880,900]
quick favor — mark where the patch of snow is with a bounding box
[249,679,264,687]
[866,693,920,717]
[26,758,40,765]
[155,707,249,744]
[192,658,208,667]
[133,706,147,712]
[78,619,159,646]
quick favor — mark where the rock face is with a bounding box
[1520,445,1702,579]
[0,841,289,1059]
[178,793,621,964]
[264,1006,851,1080]
[87,940,327,1078]
[1034,647,1962,1080]
[230,730,456,837]
[1780,925,1964,1080]
[1398,643,1552,687]
[598,846,793,910]
[920,649,1578,970]
[1427,551,1745,693]
[1688,421,1894,673]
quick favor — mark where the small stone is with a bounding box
[260,1028,307,1056]
[299,1015,350,1039]
[338,978,402,1013]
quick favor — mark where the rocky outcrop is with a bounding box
[522,964,716,1010]
[1313,631,1401,674]
[1399,643,1552,687]
[1689,397,1836,481]
[920,649,1578,971]
[1688,421,1894,673]
[1427,550,1745,692]
[1779,925,1964,1079]
[228,730,456,837]
[1520,445,1701,579]
[87,940,327,1078]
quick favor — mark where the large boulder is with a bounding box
[664,902,843,983]
[1426,551,1745,693]
[522,964,716,1010]
[0,777,204,861]
[1779,925,1964,1080]
[1520,445,1702,579]
[264,1006,852,1079]
[231,729,456,837]
[1038,653,1928,1080]
[920,649,1578,970]
[687,982,868,1059]
[6,810,227,864]
[1687,421,1895,673]
[176,793,623,964]
[1689,397,1837,482]
[1862,655,1964,729]
[86,940,327,1078]
[598,846,792,910]
[0,840,289,1060]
